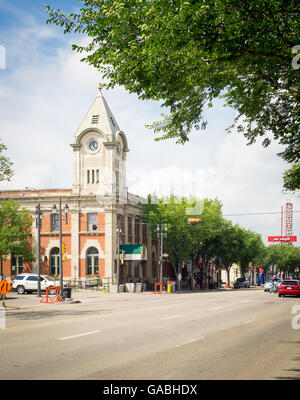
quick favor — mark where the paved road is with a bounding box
[1,288,300,380]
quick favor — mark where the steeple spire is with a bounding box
[72,84,121,143]
[98,83,103,97]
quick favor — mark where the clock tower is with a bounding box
[71,85,129,204]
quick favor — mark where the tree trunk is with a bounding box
[226,267,231,288]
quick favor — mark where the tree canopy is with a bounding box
[46,0,299,163]
[0,200,34,265]
[0,140,13,182]
[283,161,300,192]
[263,244,300,277]
[142,194,265,286]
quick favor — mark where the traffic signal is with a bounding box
[187,217,202,225]
[62,243,67,261]
[121,250,125,264]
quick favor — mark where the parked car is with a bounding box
[264,278,282,292]
[278,280,300,297]
[234,278,250,289]
[12,273,66,295]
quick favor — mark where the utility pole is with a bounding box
[116,220,122,292]
[52,198,69,300]
[157,221,167,283]
[34,204,43,297]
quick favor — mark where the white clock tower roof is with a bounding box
[73,84,121,144]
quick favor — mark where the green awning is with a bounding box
[119,244,147,261]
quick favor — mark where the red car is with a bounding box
[278,280,300,297]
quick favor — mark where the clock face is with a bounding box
[88,139,98,152]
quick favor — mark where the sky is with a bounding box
[0,0,299,246]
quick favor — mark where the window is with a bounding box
[128,216,132,236]
[142,222,147,240]
[11,256,23,275]
[96,169,99,183]
[87,213,98,231]
[50,247,60,276]
[51,214,59,232]
[14,275,25,280]
[92,170,95,184]
[27,276,38,281]
[87,170,90,184]
[86,247,99,275]
[135,219,140,238]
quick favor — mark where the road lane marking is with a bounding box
[240,300,251,304]
[210,306,224,311]
[243,319,255,325]
[176,336,205,347]
[161,315,180,320]
[57,330,102,340]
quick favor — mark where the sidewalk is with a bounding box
[2,285,263,310]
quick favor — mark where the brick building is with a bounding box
[0,85,169,286]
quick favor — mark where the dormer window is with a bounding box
[92,115,99,124]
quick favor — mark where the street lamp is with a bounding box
[157,221,167,284]
[52,198,69,299]
[116,221,122,292]
[34,204,43,297]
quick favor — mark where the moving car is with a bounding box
[12,273,66,295]
[234,278,250,289]
[278,280,300,297]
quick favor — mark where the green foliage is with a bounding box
[263,244,300,275]
[142,194,264,284]
[0,141,13,182]
[283,162,300,191]
[46,0,299,163]
[0,200,34,262]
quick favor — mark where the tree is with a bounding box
[143,195,194,286]
[0,140,13,182]
[263,244,300,277]
[189,198,224,287]
[0,200,34,274]
[238,228,265,277]
[283,162,300,192]
[46,0,299,164]
[214,221,245,287]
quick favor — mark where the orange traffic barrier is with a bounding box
[40,286,63,304]
[154,282,163,294]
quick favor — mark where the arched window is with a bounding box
[50,247,60,276]
[86,247,99,276]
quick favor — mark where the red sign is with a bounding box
[259,268,263,273]
[268,236,297,243]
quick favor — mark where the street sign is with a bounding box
[178,273,182,281]
[268,236,297,243]
[259,268,263,273]
[0,279,12,296]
